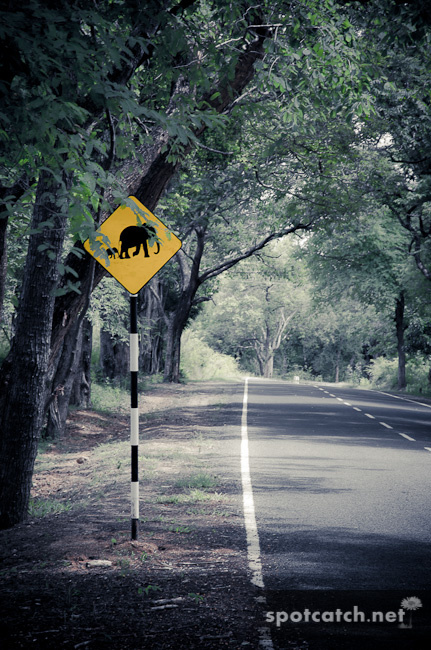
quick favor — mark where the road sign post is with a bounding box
[130,293,139,540]
[84,197,182,539]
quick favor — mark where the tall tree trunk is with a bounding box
[44,253,95,438]
[45,316,85,438]
[163,303,190,383]
[254,341,274,378]
[100,330,129,381]
[395,292,407,390]
[163,230,205,383]
[335,346,341,383]
[0,170,69,528]
[70,317,93,408]
[140,279,166,375]
[263,354,274,379]
[256,352,265,377]
[0,215,7,326]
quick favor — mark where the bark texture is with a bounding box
[395,291,407,390]
[0,171,69,528]
[70,317,93,408]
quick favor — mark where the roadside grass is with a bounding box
[156,489,224,506]
[31,381,234,522]
[28,497,73,518]
[174,472,218,489]
[90,382,129,414]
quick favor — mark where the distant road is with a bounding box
[244,380,431,591]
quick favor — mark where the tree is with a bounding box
[303,188,426,389]
[294,292,386,382]
[0,170,70,527]
[350,0,431,282]
[157,179,315,381]
[195,240,309,377]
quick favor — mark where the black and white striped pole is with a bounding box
[130,293,139,540]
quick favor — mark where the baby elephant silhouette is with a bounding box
[107,247,118,259]
[119,224,160,259]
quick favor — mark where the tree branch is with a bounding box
[198,221,313,285]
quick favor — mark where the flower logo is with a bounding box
[400,596,423,628]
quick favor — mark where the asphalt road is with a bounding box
[243,379,431,648]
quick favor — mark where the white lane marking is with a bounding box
[377,391,431,410]
[241,379,274,649]
[241,378,265,589]
[399,433,416,441]
[315,389,427,450]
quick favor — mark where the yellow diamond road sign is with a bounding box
[84,196,182,294]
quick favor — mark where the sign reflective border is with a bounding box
[83,196,182,294]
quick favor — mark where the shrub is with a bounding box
[180,331,241,381]
[367,357,398,389]
[405,355,431,396]
[367,355,431,395]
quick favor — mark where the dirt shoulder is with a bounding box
[0,380,265,649]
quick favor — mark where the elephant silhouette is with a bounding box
[118,225,160,259]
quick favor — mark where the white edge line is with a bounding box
[241,378,274,650]
[377,390,431,410]
[241,377,264,588]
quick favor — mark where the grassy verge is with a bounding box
[31,380,237,528]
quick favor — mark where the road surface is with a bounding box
[241,379,431,648]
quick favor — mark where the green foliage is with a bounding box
[90,381,129,414]
[89,277,129,342]
[405,356,431,395]
[28,497,72,518]
[188,592,205,604]
[156,489,223,505]
[192,239,310,376]
[367,355,431,395]
[138,584,161,597]
[180,330,241,381]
